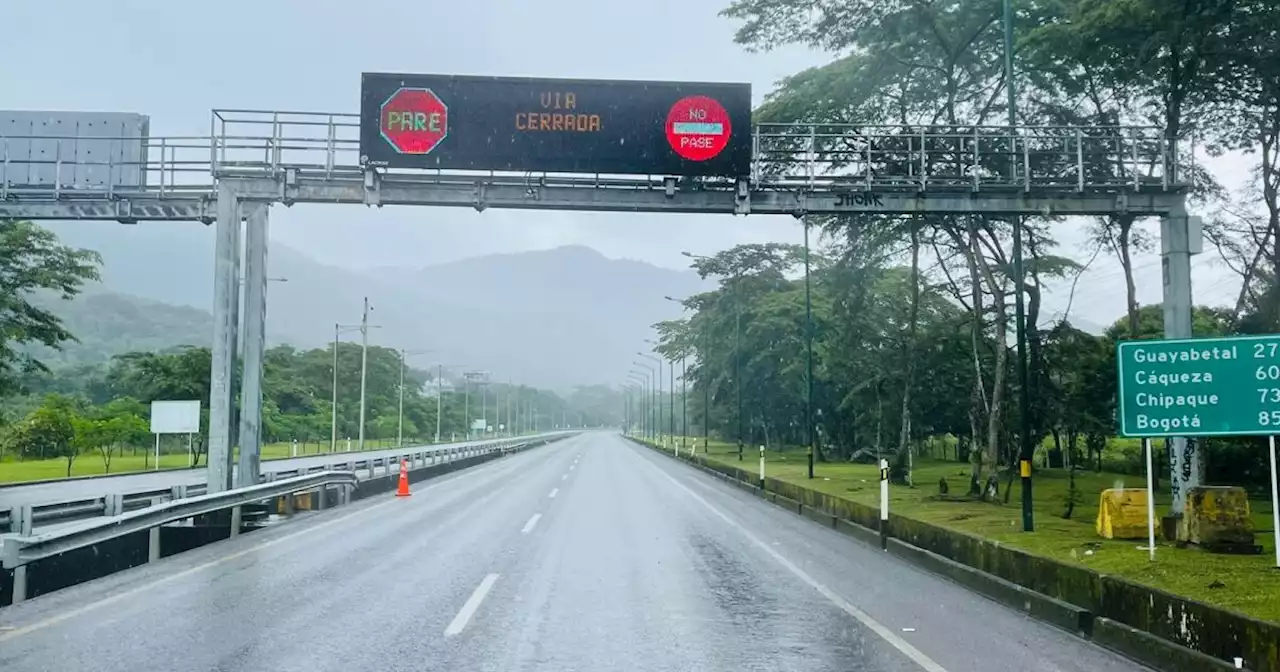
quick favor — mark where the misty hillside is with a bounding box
[27,288,212,367]
[38,223,707,388]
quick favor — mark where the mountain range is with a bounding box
[35,222,707,390]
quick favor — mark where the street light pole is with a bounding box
[1002,0,1034,532]
[668,359,674,440]
[703,327,710,451]
[435,364,443,443]
[630,370,650,438]
[332,323,339,453]
[636,359,659,440]
[332,321,363,453]
[804,216,815,479]
[396,349,431,447]
[734,288,742,461]
[639,353,661,442]
[398,349,405,447]
[357,296,370,452]
[681,354,687,453]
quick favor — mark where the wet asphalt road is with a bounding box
[0,432,1151,672]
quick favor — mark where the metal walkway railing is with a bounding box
[0,109,1190,204]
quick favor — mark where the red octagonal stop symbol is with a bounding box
[379,87,449,155]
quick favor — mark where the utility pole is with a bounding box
[357,296,370,452]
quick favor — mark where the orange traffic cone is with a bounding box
[396,459,411,497]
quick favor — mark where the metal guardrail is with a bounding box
[1,470,357,570]
[0,433,573,533]
[1,470,359,604]
[0,109,1191,203]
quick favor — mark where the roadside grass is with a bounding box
[643,435,1280,624]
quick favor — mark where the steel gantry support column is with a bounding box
[237,203,270,488]
[1161,202,1202,528]
[207,186,242,493]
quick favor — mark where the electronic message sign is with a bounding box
[360,73,752,177]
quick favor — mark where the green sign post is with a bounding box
[1117,335,1280,437]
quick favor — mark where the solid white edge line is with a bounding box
[647,456,949,672]
[548,488,558,499]
[444,573,500,637]
[521,513,542,534]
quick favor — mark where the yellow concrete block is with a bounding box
[1181,486,1254,546]
[1095,488,1151,540]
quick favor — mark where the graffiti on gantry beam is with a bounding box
[834,192,886,207]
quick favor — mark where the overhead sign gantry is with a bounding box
[0,76,1197,500]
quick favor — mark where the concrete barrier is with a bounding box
[1092,617,1245,672]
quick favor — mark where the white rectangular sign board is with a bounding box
[150,400,201,434]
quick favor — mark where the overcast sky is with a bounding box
[0,0,1255,333]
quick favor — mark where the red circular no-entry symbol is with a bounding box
[665,95,732,162]
[379,87,449,155]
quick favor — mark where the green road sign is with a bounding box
[1117,335,1280,437]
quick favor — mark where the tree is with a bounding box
[71,414,110,473]
[0,221,101,397]
[6,395,80,475]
